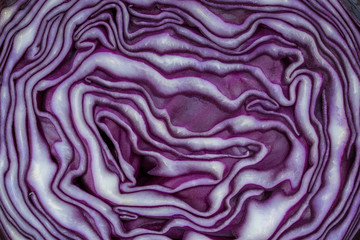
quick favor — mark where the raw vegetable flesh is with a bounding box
[0,0,360,239]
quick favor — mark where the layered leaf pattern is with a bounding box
[0,0,359,239]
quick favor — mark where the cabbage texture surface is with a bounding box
[0,0,360,239]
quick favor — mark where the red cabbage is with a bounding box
[0,0,360,239]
